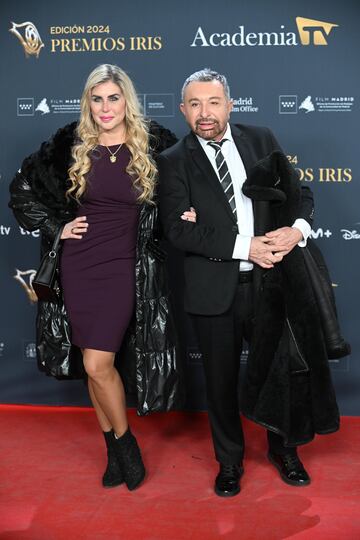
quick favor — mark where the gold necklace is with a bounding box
[105,143,123,163]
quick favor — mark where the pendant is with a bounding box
[110,155,117,163]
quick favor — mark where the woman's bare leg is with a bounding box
[81,348,112,432]
[83,348,128,437]
[88,379,112,432]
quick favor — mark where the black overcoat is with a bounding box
[241,151,348,445]
[9,121,183,415]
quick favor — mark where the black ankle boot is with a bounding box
[112,428,145,491]
[102,430,124,488]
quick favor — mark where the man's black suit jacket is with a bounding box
[157,123,314,315]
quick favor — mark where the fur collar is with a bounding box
[242,151,301,226]
[20,120,177,216]
[20,122,77,215]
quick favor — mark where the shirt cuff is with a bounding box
[232,235,252,260]
[292,218,311,248]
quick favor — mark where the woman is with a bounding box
[9,64,189,491]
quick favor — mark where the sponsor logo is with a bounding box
[19,227,40,238]
[1,225,40,237]
[35,98,50,115]
[231,96,259,113]
[24,341,37,361]
[279,95,298,114]
[189,348,249,364]
[299,96,315,113]
[310,228,332,239]
[17,98,34,116]
[13,269,37,303]
[0,225,11,236]
[280,94,355,114]
[187,348,202,364]
[329,357,349,372]
[141,94,177,117]
[9,21,44,57]
[17,97,81,116]
[341,227,360,240]
[314,96,354,113]
[144,94,175,117]
[17,95,175,118]
[191,17,338,48]
[240,348,249,364]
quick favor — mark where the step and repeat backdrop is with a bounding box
[1,0,359,413]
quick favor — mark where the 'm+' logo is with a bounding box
[296,17,338,46]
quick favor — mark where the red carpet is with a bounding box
[0,405,359,540]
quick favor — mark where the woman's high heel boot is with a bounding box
[112,427,145,490]
[102,430,124,488]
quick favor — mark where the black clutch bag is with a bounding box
[33,226,63,302]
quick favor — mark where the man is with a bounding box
[157,69,314,497]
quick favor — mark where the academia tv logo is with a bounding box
[296,17,338,46]
[9,21,44,57]
[191,16,338,47]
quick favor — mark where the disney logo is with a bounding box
[341,229,360,240]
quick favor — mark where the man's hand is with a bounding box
[265,227,303,257]
[181,206,197,222]
[249,236,284,269]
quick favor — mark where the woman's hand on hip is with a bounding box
[61,216,88,239]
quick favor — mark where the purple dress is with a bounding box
[60,145,140,352]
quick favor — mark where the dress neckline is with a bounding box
[97,143,126,148]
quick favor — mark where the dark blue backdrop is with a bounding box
[1,0,358,414]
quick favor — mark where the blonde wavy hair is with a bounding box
[67,64,157,204]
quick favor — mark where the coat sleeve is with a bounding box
[9,169,64,241]
[157,153,237,259]
[297,186,314,227]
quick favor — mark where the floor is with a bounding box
[0,405,359,540]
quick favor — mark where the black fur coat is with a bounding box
[9,121,182,415]
[241,151,346,446]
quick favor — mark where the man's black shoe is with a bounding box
[215,463,243,497]
[268,452,311,486]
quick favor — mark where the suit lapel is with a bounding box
[230,124,254,176]
[185,131,236,223]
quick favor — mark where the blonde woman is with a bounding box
[10,64,189,490]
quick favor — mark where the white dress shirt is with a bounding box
[197,124,310,270]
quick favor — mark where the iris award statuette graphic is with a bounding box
[9,21,44,57]
[296,17,338,46]
[14,269,38,303]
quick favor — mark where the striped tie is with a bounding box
[208,140,237,222]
